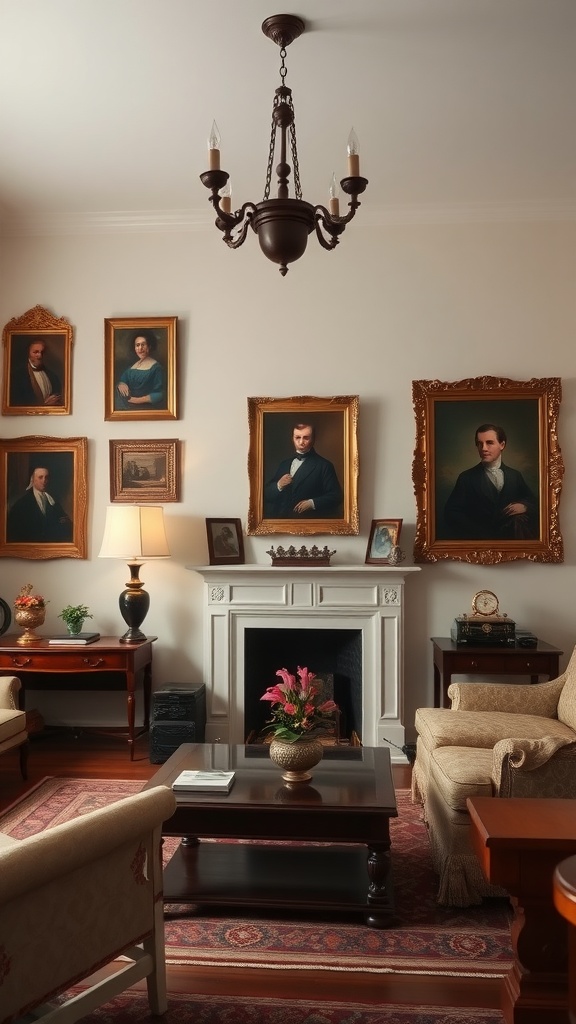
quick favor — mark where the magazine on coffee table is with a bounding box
[172,770,236,793]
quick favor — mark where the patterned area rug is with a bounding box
[62,990,504,1023]
[0,777,513,978]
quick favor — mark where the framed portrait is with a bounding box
[412,376,564,564]
[104,316,178,421]
[2,305,73,416]
[247,395,359,536]
[109,439,180,503]
[206,518,245,565]
[365,519,403,564]
[0,435,88,559]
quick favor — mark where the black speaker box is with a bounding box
[149,685,207,763]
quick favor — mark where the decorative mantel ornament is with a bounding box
[266,544,336,566]
[200,14,368,276]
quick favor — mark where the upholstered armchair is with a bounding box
[0,675,28,778]
[412,645,576,907]
[0,785,176,1024]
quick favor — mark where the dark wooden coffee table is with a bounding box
[145,743,397,928]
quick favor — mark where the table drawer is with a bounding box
[0,650,127,673]
[448,652,554,675]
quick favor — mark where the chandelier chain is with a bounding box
[263,108,277,201]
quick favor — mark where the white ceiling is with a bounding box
[0,0,575,231]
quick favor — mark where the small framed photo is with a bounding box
[412,375,564,564]
[206,518,245,565]
[0,435,88,559]
[109,439,180,502]
[2,305,73,416]
[104,316,178,421]
[365,519,403,564]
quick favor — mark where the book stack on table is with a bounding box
[48,633,101,646]
[171,770,236,793]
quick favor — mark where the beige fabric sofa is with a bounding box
[0,785,176,1024]
[0,676,28,778]
[412,645,576,907]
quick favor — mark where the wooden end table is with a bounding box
[468,795,576,1023]
[0,634,156,759]
[145,742,397,928]
[431,637,562,708]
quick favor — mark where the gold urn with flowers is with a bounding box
[13,584,47,644]
[260,667,339,783]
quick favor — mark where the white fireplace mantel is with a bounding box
[190,564,420,762]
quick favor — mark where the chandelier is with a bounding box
[200,13,368,276]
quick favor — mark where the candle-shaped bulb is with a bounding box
[208,120,221,170]
[329,172,340,217]
[347,127,360,177]
[220,179,231,214]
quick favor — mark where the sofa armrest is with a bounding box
[492,736,576,797]
[448,676,565,715]
[0,784,176,903]
[0,676,21,711]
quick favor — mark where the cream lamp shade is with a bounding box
[98,505,170,643]
[98,505,170,561]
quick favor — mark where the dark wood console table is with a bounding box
[468,795,576,1023]
[431,637,562,708]
[0,635,156,759]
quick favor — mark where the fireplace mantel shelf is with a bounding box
[189,564,421,577]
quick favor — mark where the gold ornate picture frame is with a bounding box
[2,305,73,416]
[109,439,180,503]
[412,376,564,564]
[247,395,359,536]
[104,316,178,421]
[0,435,88,559]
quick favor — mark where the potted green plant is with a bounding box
[58,604,93,635]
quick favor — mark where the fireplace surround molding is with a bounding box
[191,564,420,763]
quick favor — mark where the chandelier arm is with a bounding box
[222,207,255,249]
[211,198,256,249]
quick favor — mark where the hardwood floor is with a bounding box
[0,729,502,1011]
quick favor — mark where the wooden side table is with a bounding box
[0,635,157,759]
[431,637,562,708]
[468,795,576,1023]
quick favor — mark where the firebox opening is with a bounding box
[244,628,362,744]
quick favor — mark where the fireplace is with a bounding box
[191,564,420,762]
[244,627,363,744]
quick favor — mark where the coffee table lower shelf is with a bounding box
[163,840,394,927]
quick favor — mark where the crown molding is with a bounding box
[1,200,575,237]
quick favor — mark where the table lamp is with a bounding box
[98,505,170,643]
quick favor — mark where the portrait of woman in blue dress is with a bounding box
[115,329,165,410]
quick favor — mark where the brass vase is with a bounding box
[14,606,45,645]
[269,736,324,783]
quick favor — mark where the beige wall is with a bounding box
[0,217,575,735]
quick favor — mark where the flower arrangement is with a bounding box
[14,583,46,609]
[260,666,339,743]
